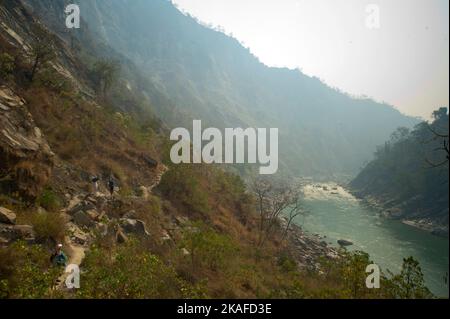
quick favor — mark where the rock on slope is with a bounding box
[0,86,55,199]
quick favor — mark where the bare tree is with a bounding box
[425,125,449,168]
[251,177,303,247]
[251,177,271,245]
[281,195,307,242]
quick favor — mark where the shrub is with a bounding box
[158,165,210,214]
[147,195,161,215]
[34,68,73,94]
[77,239,206,298]
[0,52,14,81]
[28,211,66,243]
[0,241,60,299]
[36,187,62,212]
[277,252,298,273]
[181,222,237,272]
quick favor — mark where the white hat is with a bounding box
[57,244,63,248]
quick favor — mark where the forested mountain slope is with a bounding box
[350,108,449,236]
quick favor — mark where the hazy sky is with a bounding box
[172,0,449,120]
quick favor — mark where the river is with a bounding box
[294,182,449,297]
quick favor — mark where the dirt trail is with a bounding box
[53,237,85,290]
[66,238,85,266]
[54,164,168,291]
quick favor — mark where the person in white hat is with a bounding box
[50,243,68,267]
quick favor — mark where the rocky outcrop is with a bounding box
[148,164,168,192]
[0,86,55,199]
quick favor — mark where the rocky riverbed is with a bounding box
[281,216,341,271]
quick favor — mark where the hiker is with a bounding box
[108,178,115,197]
[50,244,68,267]
[91,175,99,193]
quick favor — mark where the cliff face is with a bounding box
[0,86,54,200]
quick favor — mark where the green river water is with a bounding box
[294,183,449,297]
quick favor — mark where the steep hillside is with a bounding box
[0,0,435,300]
[350,108,449,236]
[23,0,418,179]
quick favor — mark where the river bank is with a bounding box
[282,217,341,271]
[351,192,449,238]
[297,182,449,297]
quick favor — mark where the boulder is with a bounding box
[72,233,88,245]
[142,155,158,168]
[72,211,96,228]
[120,218,150,237]
[337,239,353,247]
[85,209,100,221]
[174,216,189,226]
[65,197,82,212]
[68,223,89,245]
[0,207,16,224]
[68,201,96,215]
[85,195,97,205]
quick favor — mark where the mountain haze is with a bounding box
[24,0,418,178]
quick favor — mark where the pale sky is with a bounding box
[172,0,449,120]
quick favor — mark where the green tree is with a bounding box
[387,257,433,299]
[27,31,55,83]
[91,59,120,97]
[0,53,14,81]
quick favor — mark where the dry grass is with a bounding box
[21,87,161,194]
